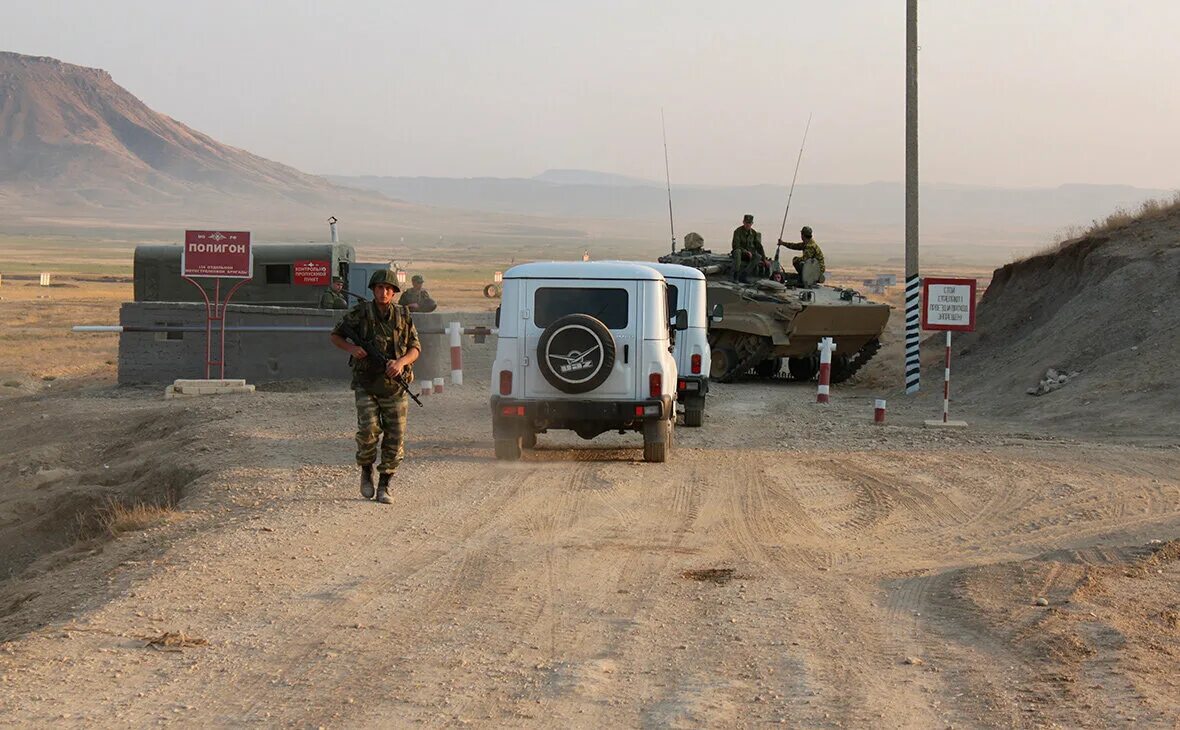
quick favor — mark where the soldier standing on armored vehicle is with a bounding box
[319,276,349,309]
[399,274,438,313]
[329,270,421,505]
[731,214,766,281]
[778,226,826,283]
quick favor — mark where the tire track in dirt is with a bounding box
[211,462,549,724]
[717,456,832,573]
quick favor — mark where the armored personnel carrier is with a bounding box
[658,244,890,383]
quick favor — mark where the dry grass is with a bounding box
[1019,191,1180,263]
[1086,191,1180,235]
[78,496,179,538]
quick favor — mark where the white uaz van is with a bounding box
[489,262,686,462]
[608,262,714,427]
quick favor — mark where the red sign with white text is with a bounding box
[294,259,331,286]
[921,277,978,332]
[182,230,252,278]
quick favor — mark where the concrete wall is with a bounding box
[117,302,498,386]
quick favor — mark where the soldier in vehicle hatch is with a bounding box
[398,274,438,313]
[329,270,421,505]
[731,214,765,281]
[319,276,348,309]
[778,225,826,281]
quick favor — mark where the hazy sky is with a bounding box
[4,1,1178,188]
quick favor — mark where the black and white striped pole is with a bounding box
[904,0,921,394]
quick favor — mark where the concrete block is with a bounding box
[172,380,255,396]
[164,385,197,399]
[924,419,969,429]
[174,379,246,389]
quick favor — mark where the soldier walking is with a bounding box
[319,276,349,309]
[329,270,421,504]
[731,214,765,281]
[398,274,438,312]
[778,225,826,282]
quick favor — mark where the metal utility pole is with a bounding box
[904,0,921,394]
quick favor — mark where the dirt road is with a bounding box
[1,380,1179,727]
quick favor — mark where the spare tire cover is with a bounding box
[537,314,617,394]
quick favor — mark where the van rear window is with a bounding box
[535,288,628,329]
[665,284,679,319]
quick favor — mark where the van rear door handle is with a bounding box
[623,344,629,364]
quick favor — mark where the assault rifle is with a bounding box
[335,321,424,408]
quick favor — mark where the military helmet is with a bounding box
[367,269,401,291]
[683,232,705,251]
[800,226,813,238]
[743,214,754,224]
[331,276,343,283]
[411,274,425,284]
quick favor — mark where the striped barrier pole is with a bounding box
[943,331,952,423]
[874,398,887,424]
[448,321,463,386]
[816,337,836,404]
[905,275,921,393]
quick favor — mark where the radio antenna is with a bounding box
[662,109,677,253]
[778,113,812,242]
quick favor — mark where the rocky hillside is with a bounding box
[952,201,1180,439]
[0,52,344,207]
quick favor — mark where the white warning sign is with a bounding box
[921,277,977,332]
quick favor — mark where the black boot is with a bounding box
[360,465,375,499]
[376,473,393,504]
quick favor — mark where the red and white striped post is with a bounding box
[921,276,976,428]
[432,377,445,395]
[420,380,433,397]
[448,321,463,386]
[874,398,887,423]
[816,337,836,404]
[942,331,952,423]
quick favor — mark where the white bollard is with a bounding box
[448,321,463,386]
[432,376,445,395]
[420,380,432,397]
[874,398,887,424]
[816,337,837,404]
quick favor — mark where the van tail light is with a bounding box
[690,354,702,374]
[649,372,662,398]
[499,370,513,395]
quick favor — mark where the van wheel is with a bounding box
[643,418,672,463]
[537,314,617,394]
[683,398,704,427]
[494,437,521,461]
[521,431,537,449]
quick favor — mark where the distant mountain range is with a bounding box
[327,171,1171,235]
[1,50,1170,266]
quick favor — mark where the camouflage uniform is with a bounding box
[731,225,765,278]
[782,238,826,277]
[332,301,421,475]
[319,288,348,309]
[398,287,437,313]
